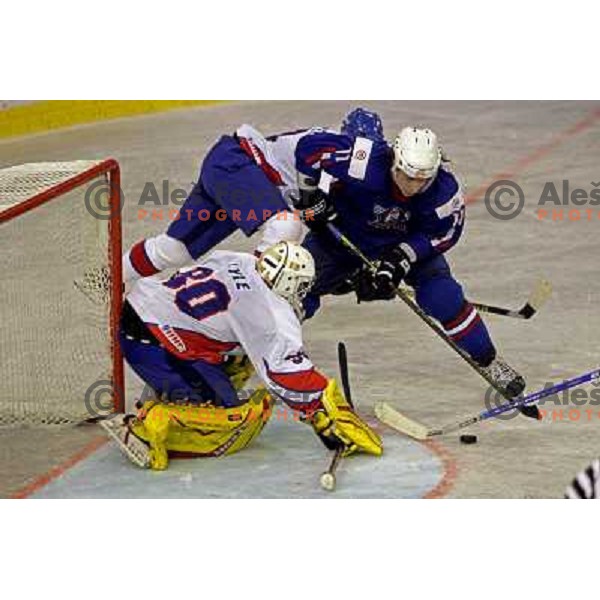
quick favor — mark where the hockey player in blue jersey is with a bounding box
[120,106,525,399]
[122,109,375,282]
[295,125,526,399]
[123,126,292,282]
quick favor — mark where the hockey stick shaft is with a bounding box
[429,367,600,436]
[328,445,344,474]
[483,367,600,419]
[325,223,550,320]
[320,342,354,490]
[337,341,354,408]
[377,367,600,439]
[320,444,344,491]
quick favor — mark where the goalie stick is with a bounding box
[325,223,539,418]
[337,342,354,408]
[320,446,344,491]
[100,414,151,468]
[319,342,355,491]
[402,278,552,320]
[375,366,600,439]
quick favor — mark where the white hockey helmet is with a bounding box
[393,127,442,180]
[256,241,315,315]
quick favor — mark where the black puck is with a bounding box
[460,434,478,444]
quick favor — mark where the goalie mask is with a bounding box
[256,241,315,318]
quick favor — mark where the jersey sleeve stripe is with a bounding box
[303,146,338,169]
[129,240,160,277]
[266,364,328,394]
[430,206,465,251]
[435,192,464,219]
[147,323,238,362]
[237,136,284,186]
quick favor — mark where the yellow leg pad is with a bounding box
[136,404,170,470]
[131,388,273,467]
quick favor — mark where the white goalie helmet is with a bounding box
[256,241,316,316]
[393,126,442,179]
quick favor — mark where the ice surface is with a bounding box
[31,416,444,499]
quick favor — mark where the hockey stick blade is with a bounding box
[467,278,552,320]
[519,278,552,319]
[377,367,600,439]
[374,401,430,440]
[327,221,550,322]
[100,416,151,468]
[399,278,552,320]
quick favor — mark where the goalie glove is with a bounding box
[310,380,383,457]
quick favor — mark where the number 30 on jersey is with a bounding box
[164,267,231,321]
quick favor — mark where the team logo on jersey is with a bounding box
[355,149,367,160]
[285,349,309,365]
[368,204,410,232]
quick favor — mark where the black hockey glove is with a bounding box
[355,246,413,302]
[294,189,338,231]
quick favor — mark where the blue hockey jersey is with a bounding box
[294,130,466,262]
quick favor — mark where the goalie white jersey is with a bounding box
[127,250,327,411]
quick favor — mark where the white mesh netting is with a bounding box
[0,161,119,426]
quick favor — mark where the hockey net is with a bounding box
[0,159,124,426]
